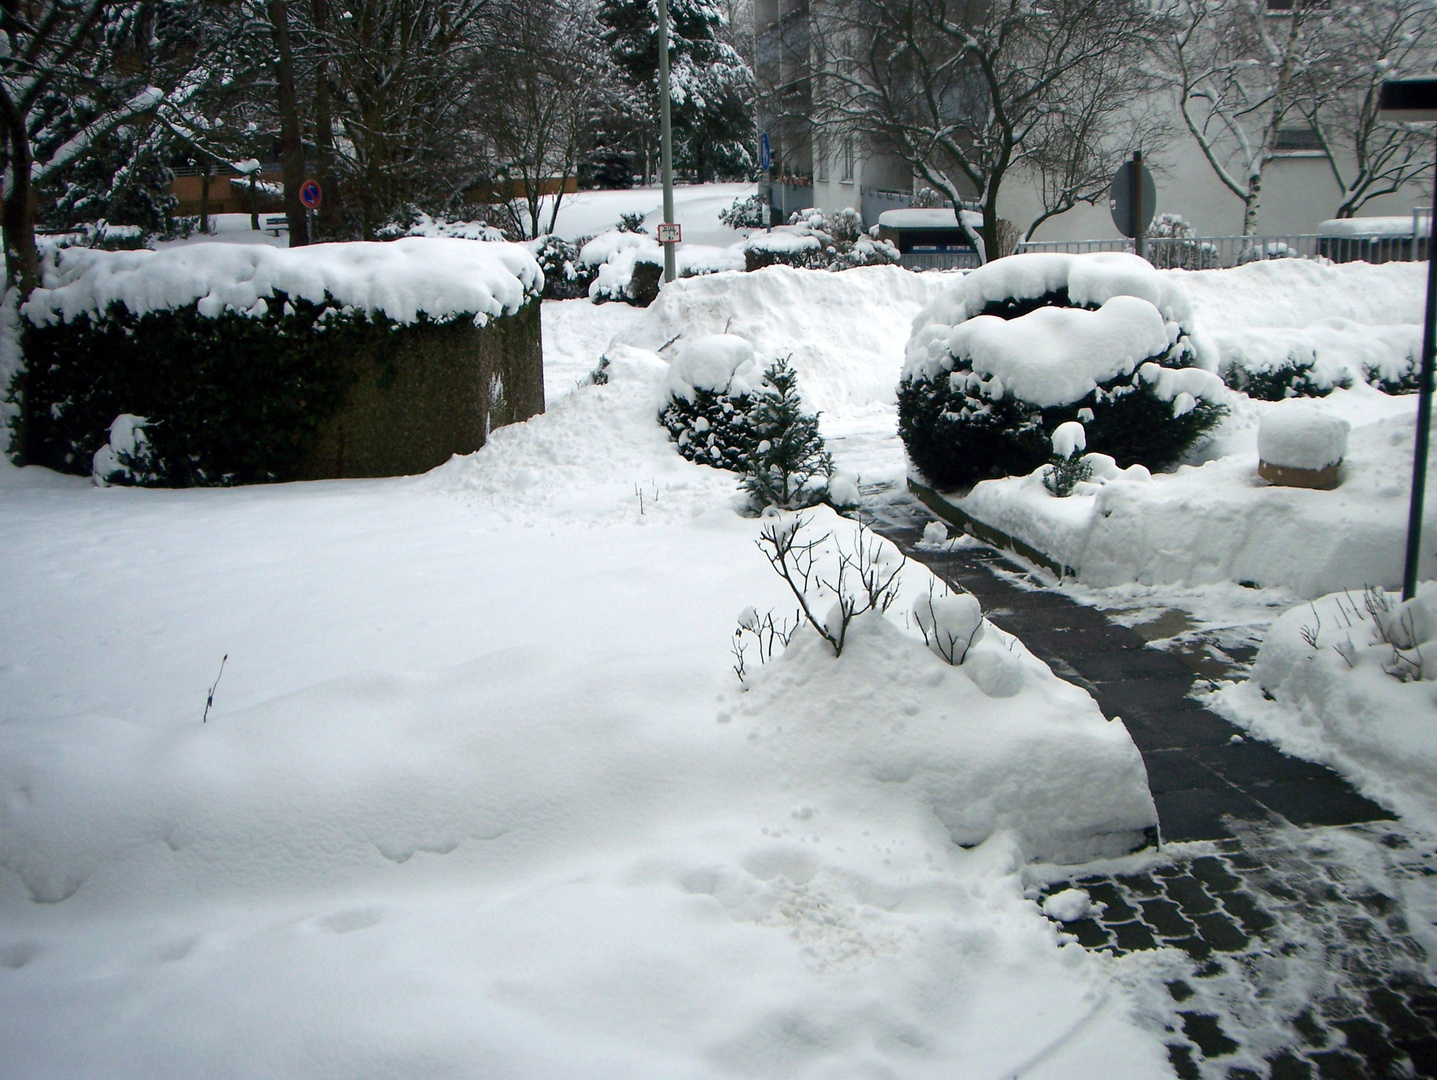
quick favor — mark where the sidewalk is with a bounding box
[875,503,1437,1079]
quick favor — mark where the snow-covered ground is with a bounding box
[1,265,1172,1076]
[8,187,1437,1074]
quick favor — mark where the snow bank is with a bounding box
[22,237,543,327]
[615,264,951,413]
[1212,584,1437,830]
[945,390,1437,597]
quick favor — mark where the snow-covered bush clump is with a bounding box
[898,252,1226,490]
[659,337,834,508]
[1042,420,1093,497]
[743,212,900,272]
[1144,213,1217,271]
[658,334,762,471]
[381,211,508,243]
[718,193,766,229]
[529,234,596,300]
[1223,345,1352,400]
[91,413,161,486]
[582,229,745,305]
[1259,407,1349,471]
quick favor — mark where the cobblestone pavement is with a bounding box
[864,492,1437,1079]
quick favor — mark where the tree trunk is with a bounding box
[3,124,39,465]
[268,0,310,245]
[311,0,340,240]
[198,163,211,233]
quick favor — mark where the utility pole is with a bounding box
[657,0,676,283]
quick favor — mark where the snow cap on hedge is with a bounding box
[904,252,1212,399]
[666,334,758,403]
[23,237,543,327]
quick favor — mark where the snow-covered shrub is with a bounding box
[912,588,985,664]
[719,193,767,229]
[911,186,949,209]
[1364,352,1422,395]
[583,231,665,305]
[617,211,647,234]
[755,512,904,658]
[898,253,1225,490]
[744,216,898,273]
[91,414,162,486]
[658,334,761,471]
[741,356,833,510]
[531,234,597,301]
[381,210,509,243]
[1144,214,1217,271]
[1224,346,1350,400]
[1042,421,1093,497]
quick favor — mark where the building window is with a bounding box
[841,136,855,182]
[815,134,828,181]
[1274,126,1324,154]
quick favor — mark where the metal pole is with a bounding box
[657,0,676,284]
[1402,167,1437,600]
[1132,150,1145,262]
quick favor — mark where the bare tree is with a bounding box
[1154,0,1335,237]
[475,0,617,238]
[813,0,1157,260]
[1301,0,1437,219]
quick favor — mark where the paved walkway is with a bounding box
[872,500,1437,1079]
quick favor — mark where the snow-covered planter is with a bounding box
[1257,406,1349,489]
[898,252,1225,490]
[658,334,762,471]
[15,238,543,485]
[582,230,745,305]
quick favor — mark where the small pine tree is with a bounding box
[742,357,833,510]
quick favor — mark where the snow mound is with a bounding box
[1213,584,1437,829]
[743,606,1158,864]
[1258,407,1349,470]
[1043,887,1101,923]
[614,264,951,413]
[23,237,542,326]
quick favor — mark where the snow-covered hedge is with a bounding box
[14,238,544,485]
[659,334,762,472]
[743,211,900,272]
[898,253,1226,490]
[581,229,745,305]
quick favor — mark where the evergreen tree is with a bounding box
[596,0,755,181]
[742,357,832,510]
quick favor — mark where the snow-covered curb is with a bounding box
[22,237,543,326]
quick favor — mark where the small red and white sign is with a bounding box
[657,222,682,244]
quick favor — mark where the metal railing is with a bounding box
[899,251,981,271]
[1014,233,1430,268]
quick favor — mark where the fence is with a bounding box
[1014,232,1430,269]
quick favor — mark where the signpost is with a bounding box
[657,0,677,283]
[759,133,772,230]
[1109,151,1156,259]
[1379,78,1437,599]
[299,179,321,244]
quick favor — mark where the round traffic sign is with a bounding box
[299,179,322,209]
[1109,159,1155,238]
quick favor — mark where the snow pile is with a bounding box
[387,212,507,242]
[1258,407,1349,470]
[1052,421,1087,460]
[665,333,758,402]
[1043,887,1101,923]
[1318,216,1430,239]
[22,237,542,327]
[1213,584,1437,829]
[616,264,951,413]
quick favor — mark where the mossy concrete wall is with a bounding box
[296,298,544,480]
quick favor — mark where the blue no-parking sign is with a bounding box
[759,133,771,171]
[299,179,322,209]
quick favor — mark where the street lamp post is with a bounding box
[657,0,677,284]
[1379,78,1437,600]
